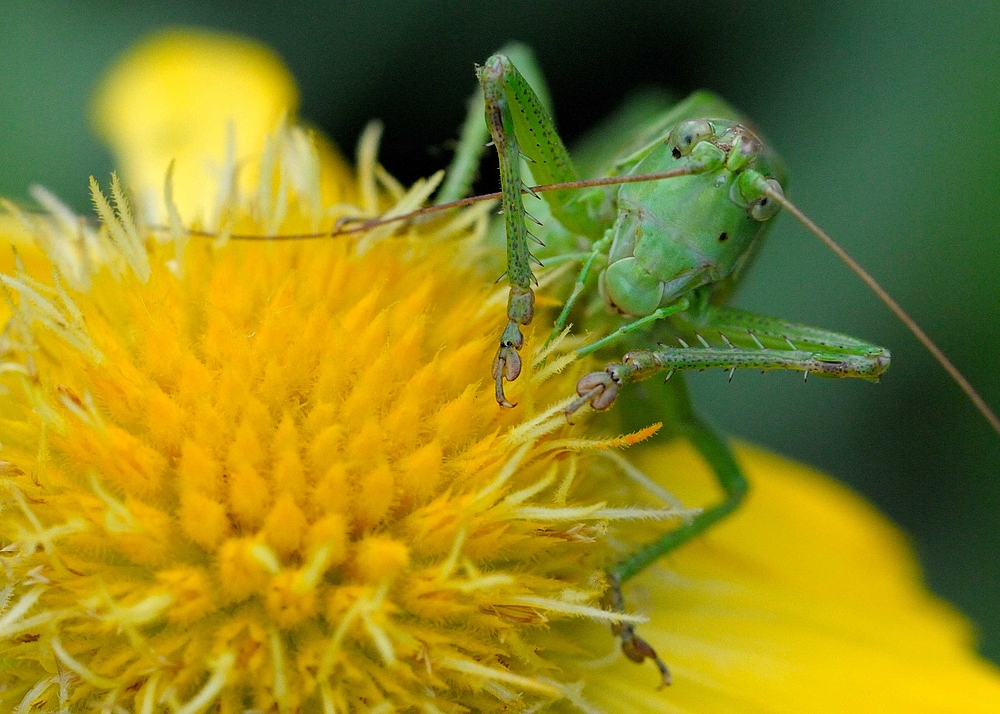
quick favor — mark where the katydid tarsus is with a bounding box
[194,44,999,686]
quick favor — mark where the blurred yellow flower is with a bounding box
[91,28,351,225]
[0,28,997,714]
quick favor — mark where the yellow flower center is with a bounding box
[0,128,675,713]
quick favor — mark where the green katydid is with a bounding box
[422,44,1000,685]
[187,43,998,686]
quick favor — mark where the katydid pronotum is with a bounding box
[188,44,999,686]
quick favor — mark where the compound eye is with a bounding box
[670,119,714,157]
[749,179,783,221]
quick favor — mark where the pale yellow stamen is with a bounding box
[554,454,579,505]
[513,504,694,521]
[541,423,664,454]
[357,168,444,252]
[162,160,190,276]
[88,174,150,282]
[174,652,235,714]
[454,574,516,593]
[15,677,59,714]
[509,596,648,625]
[502,465,559,506]
[439,657,562,697]
[269,628,289,705]
[436,525,467,582]
[473,440,534,506]
[0,589,46,638]
[533,349,578,384]
[601,450,689,514]
[51,637,118,689]
[357,120,382,215]
[504,396,578,445]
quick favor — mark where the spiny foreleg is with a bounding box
[479,64,537,406]
[569,318,890,416]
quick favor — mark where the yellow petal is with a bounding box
[586,442,1000,713]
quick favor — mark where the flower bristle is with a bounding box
[0,125,675,713]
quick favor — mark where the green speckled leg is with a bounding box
[568,304,891,417]
[604,571,672,688]
[601,376,744,686]
[681,304,893,359]
[476,51,601,406]
[610,398,747,584]
[480,56,540,407]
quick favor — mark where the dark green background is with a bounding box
[2,1,998,661]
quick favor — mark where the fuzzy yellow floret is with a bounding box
[0,121,676,713]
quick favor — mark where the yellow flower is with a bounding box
[0,28,997,714]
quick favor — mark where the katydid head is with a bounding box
[599,117,787,317]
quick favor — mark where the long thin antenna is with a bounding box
[27,166,1000,434]
[145,167,696,242]
[68,164,999,432]
[764,186,1000,436]
[13,168,693,241]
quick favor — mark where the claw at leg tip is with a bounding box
[655,657,672,689]
[621,632,672,689]
[494,370,516,409]
[494,346,523,409]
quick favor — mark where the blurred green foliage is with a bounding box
[2,0,998,661]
